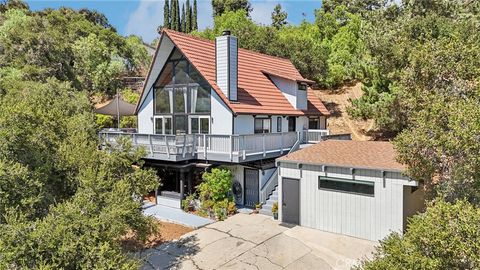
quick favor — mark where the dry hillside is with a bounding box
[313,82,375,141]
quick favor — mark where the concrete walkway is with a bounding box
[142,202,213,229]
[140,213,377,270]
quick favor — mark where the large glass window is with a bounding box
[254,118,271,134]
[174,87,187,113]
[174,115,187,135]
[155,88,172,113]
[153,48,212,134]
[318,176,374,196]
[189,116,210,134]
[154,116,172,135]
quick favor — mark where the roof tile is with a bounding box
[164,29,329,116]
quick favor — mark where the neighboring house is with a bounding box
[276,140,425,241]
[101,29,332,209]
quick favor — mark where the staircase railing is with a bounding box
[259,131,303,204]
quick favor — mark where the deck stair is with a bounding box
[259,185,279,217]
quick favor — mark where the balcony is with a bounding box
[99,129,332,163]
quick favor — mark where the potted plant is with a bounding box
[254,203,262,214]
[272,202,278,220]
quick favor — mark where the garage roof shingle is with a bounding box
[278,140,406,171]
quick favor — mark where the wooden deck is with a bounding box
[99,130,331,163]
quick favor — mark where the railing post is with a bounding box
[203,134,207,159]
[182,134,187,158]
[165,136,170,158]
[148,134,153,156]
[242,136,246,160]
[262,133,266,157]
[280,132,284,154]
[229,135,233,161]
[192,135,196,157]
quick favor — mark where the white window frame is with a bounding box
[188,115,210,134]
[154,115,173,135]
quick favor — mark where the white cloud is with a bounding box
[125,0,164,43]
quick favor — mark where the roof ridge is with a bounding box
[163,29,293,63]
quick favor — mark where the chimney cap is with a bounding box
[222,30,231,36]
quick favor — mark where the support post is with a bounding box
[180,171,185,200]
[203,134,207,159]
[165,136,170,158]
[229,135,233,161]
[280,132,284,154]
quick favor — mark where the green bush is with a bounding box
[356,200,480,270]
[196,167,234,220]
[96,114,114,129]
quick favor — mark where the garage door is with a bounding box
[282,177,300,225]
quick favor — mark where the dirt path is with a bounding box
[313,82,374,141]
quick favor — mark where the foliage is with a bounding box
[356,200,480,270]
[0,3,149,96]
[96,113,114,129]
[198,167,233,202]
[0,142,159,269]
[182,194,196,212]
[271,202,278,214]
[0,2,159,267]
[211,0,252,17]
[196,167,234,220]
[271,4,287,29]
[197,8,368,88]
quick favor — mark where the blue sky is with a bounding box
[26,0,322,43]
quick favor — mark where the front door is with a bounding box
[244,168,259,208]
[282,177,300,225]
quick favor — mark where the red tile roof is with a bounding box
[278,140,406,171]
[161,29,329,116]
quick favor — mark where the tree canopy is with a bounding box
[0,2,159,268]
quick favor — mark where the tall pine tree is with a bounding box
[181,3,186,32]
[175,0,181,31]
[192,0,198,31]
[271,4,287,29]
[163,0,170,29]
[170,0,177,31]
[186,0,191,33]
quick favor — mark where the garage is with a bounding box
[276,140,425,241]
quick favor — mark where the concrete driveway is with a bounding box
[140,214,376,270]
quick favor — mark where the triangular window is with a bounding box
[153,48,211,135]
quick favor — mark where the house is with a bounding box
[100,29,334,209]
[276,140,425,241]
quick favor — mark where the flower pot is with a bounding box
[273,212,278,220]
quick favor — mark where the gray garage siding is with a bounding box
[278,162,424,241]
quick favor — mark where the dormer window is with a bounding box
[298,83,307,91]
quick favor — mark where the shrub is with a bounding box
[198,167,233,202]
[356,200,480,270]
[196,167,235,220]
[271,202,278,214]
[96,114,114,129]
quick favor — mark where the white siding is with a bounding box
[297,116,309,131]
[234,115,254,134]
[296,88,307,110]
[215,35,237,101]
[137,87,154,134]
[271,75,297,109]
[270,75,308,110]
[278,163,423,241]
[211,91,233,135]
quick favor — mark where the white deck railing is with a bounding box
[302,129,330,143]
[100,131,301,162]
